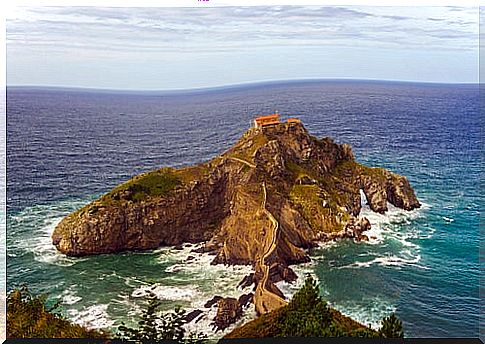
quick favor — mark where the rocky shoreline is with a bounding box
[52,121,420,331]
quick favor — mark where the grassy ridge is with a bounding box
[106,168,181,203]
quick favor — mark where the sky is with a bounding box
[6,5,480,90]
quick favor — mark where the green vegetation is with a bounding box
[8,279,405,341]
[224,276,404,339]
[240,163,250,174]
[75,164,215,218]
[286,160,358,234]
[7,286,207,342]
[106,168,181,203]
[74,168,183,217]
[334,159,389,184]
[289,184,347,233]
[379,313,404,338]
[173,162,215,185]
[6,286,107,339]
[275,276,379,337]
[276,276,334,336]
[333,160,357,177]
[116,291,207,344]
[286,161,313,180]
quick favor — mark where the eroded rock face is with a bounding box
[238,293,254,308]
[52,170,231,256]
[359,171,420,214]
[52,121,420,312]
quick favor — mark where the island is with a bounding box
[52,114,420,330]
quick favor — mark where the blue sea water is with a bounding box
[6,80,481,338]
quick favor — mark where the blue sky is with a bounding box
[6,6,479,90]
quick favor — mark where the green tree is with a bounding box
[117,291,207,343]
[379,313,404,338]
[276,275,333,337]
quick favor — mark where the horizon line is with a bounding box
[6,77,479,93]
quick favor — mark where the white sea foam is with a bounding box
[132,284,199,301]
[346,253,422,269]
[61,287,83,305]
[11,193,432,338]
[343,190,433,269]
[150,281,254,338]
[316,240,339,250]
[120,241,257,338]
[10,200,89,266]
[13,205,257,338]
[276,260,318,300]
[157,244,254,291]
[330,297,397,331]
[160,191,431,338]
[30,216,76,266]
[110,292,143,319]
[67,304,114,330]
[301,193,433,330]
[359,199,426,245]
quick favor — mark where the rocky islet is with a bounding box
[52,120,420,329]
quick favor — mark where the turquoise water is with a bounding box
[6,80,480,337]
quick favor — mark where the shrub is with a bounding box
[6,285,106,339]
[117,291,207,344]
[379,313,404,338]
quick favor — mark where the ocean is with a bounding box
[6,80,481,338]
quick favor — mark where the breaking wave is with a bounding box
[8,199,92,267]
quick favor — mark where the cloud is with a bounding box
[6,6,478,55]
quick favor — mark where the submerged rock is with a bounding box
[184,309,203,323]
[204,295,223,308]
[238,293,254,308]
[237,274,254,290]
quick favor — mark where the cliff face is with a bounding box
[52,121,420,315]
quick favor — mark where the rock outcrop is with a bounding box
[52,121,420,315]
[212,297,243,332]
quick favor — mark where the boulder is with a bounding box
[212,297,243,332]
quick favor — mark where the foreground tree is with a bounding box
[276,275,334,337]
[379,313,404,338]
[116,291,207,344]
[224,275,405,339]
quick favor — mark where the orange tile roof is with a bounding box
[255,114,279,122]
